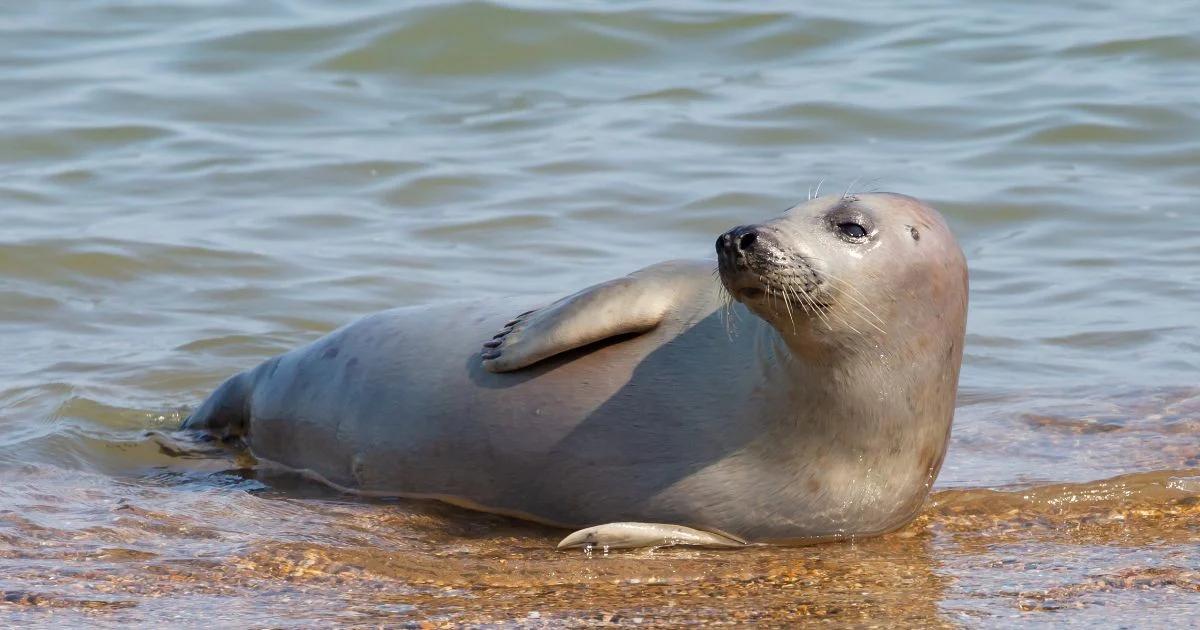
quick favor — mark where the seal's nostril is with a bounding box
[738,231,757,251]
[718,226,760,255]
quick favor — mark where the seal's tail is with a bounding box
[181,371,253,440]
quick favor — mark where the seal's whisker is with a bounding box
[726,288,741,333]
[825,280,886,326]
[781,256,871,333]
[832,288,889,334]
[716,282,739,337]
[848,307,887,335]
[846,303,887,335]
[811,295,863,337]
[790,254,872,300]
[807,294,834,333]
[813,177,827,199]
[819,272,888,329]
[759,277,794,331]
[811,296,836,333]
[779,282,797,332]
[787,287,823,336]
[788,286,813,316]
[823,284,888,335]
[843,176,862,199]
[818,272,873,302]
[831,309,864,337]
[793,283,834,332]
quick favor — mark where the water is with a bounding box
[2,0,1199,625]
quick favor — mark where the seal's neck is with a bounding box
[760,315,959,440]
[754,318,961,534]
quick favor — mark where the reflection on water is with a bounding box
[2,0,1199,625]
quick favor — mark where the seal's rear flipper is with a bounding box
[181,371,253,441]
[481,260,699,372]
[557,522,749,550]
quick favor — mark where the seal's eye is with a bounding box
[837,222,867,239]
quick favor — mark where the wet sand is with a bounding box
[3,438,1199,626]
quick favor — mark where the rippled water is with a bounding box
[2,0,1199,626]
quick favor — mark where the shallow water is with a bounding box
[2,0,1199,626]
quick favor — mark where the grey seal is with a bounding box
[183,192,968,549]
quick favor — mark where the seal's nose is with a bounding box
[717,225,759,256]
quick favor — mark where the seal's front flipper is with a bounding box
[481,260,699,373]
[556,522,749,550]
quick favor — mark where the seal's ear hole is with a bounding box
[909,226,920,241]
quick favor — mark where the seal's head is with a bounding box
[717,192,967,356]
[716,192,968,537]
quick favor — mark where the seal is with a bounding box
[183,192,968,549]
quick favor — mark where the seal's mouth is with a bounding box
[737,287,766,301]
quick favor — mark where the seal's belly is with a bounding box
[244,296,764,520]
